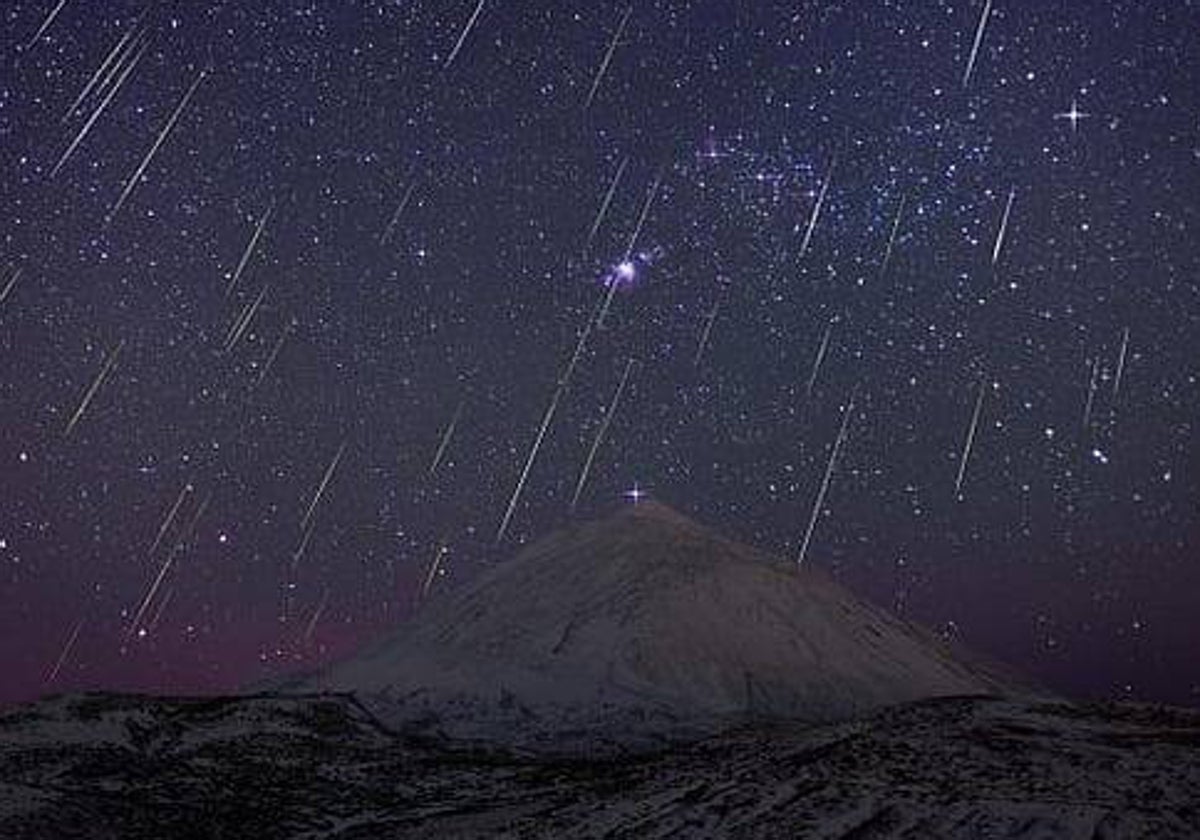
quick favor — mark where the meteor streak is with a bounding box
[291,520,316,572]
[429,401,464,477]
[596,265,626,330]
[563,294,607,385]
[1113,328,1130,398]
[95,23,145,96]
[125,492,209,642]
[62,18,141,122]
[1082,357,1099,429]
[420,543,448,598]
[148,587,173,633]
[584,5,633,111]
[108,69,208,223]
[797,390,857,567]
[224,284,270,353]
[147,482,192,558]
[954,379,987,500]
[303,590,329,644]
[584,156,629,254]
[496,298,606,543]
[694,301,720,367]
[126,557,172,640]
[798,158,835,259]
[992,187,1015,266]
[806,321,834,397]
[596,174,661,327]
[570,357,636,511]
[624,173,661,261]
[51,36,148,178]
[301,440,347,533]
[23,0,69,49]
[226,201,275,297]
[497,386,563,545]
[962,0,994,88]
[379,181,417,245]
[65,339,124,438]
[255,316,294,387]
[444,0,486,70]
[46,617,84,684]
[0,268,22,306]
[881,192,906,277]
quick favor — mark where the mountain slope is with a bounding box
[279,502,1033,748]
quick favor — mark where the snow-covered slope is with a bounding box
[278,502,1034,749]
[2,692,1198,839]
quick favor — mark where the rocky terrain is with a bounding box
[1,691,1197,838]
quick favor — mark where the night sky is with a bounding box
[1,0,1197,709]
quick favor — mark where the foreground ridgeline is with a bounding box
[1,692,1198,838]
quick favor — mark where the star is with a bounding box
[623,483,648,505]
[696,139,728,162]
[1054,98,1091,132]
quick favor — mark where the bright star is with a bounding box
[1054,98,1090,132]
[623,482,648,504]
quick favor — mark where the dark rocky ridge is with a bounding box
[2,691,1198,838]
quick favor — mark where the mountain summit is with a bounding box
[280,502,1029,750]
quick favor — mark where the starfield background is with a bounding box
[0,0,1197,710]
